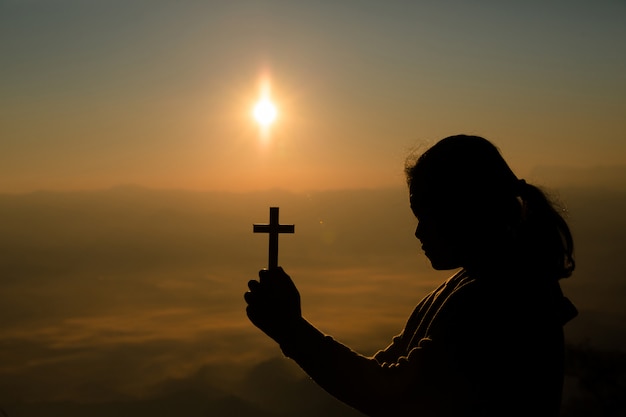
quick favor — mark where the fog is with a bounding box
[0,185,624,415]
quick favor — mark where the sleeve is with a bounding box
[278,318,443,417]
[373,333,405,365]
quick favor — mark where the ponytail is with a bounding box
[517,181,575,279]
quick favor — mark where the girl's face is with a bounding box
[413,210,468,270]
[410,190,474,270]
[410,184,517,272]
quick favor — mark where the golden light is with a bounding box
[251,77,280,144]
[253,98,277,127]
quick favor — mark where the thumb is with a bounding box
[260,266,290,284]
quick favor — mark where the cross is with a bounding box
[253,207,295,270]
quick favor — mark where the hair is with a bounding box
[405,135,575,280]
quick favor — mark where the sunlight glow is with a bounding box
[251,77,279,144]
[253,98,277,127]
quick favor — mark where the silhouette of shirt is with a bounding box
[280,269,577,416]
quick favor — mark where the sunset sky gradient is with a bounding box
[1,0,625,192]
[1,1,626,415]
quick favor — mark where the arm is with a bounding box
[280,318,441,416]
[244,268,442,416]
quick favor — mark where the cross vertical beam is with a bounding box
[253,207,295,270]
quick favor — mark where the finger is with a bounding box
[244,291,256,305]
[246,305,256,321]
[248,279,261,292]
[259,269,268,284]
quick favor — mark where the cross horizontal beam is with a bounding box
[253,207,295,270]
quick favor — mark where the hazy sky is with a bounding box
[1,0,625,192]
[1,4,625,414]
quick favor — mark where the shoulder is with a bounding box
[427,271,531,341]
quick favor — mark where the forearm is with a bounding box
[278,318,433,416]
[245,268,437,415]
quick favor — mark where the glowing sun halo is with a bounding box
[253,98,277,127]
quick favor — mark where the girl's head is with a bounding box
[405,135,574,280]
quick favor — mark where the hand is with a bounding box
[244,267,302,344]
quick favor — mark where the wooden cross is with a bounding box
[253,207,295,270]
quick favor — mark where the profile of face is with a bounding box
[410,192,472,270]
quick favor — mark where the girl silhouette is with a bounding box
[245,135,577,416]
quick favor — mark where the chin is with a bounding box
[425,254,462,270]
[430,262,461,271]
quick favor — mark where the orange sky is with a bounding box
[1,4,625,414]
[1,1,625,193]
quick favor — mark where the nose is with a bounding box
[414,223,423,240]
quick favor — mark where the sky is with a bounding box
[1,1,626,415]
[1,0,625,193]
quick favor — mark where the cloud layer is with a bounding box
[1,186,625,413]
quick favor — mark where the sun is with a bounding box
[253,97,278,127]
